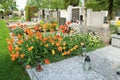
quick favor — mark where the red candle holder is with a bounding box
[36,59,43,72]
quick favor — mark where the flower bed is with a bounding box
[7,24,104,67]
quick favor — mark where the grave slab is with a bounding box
[26,46,120,80]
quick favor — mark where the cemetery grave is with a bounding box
[1,1,120,79]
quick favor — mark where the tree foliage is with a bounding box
[26,0,80,9]
[63,0,79,9]
[0,0,17,11]
[84,0,120,20]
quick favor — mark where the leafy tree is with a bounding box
[84,0,120,20]
[26,0,64,18]
[50,0,64,10]
[0,0,17,11]
[63,0,79,9]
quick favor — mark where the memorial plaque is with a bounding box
[72,8,79,22]
[59,18,66,25]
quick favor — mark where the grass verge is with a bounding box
[0,20,30,80]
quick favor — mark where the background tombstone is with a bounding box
[87,9,108,28]
[38,10,41,20]
[72,8,79,22]
[59,18,66,25]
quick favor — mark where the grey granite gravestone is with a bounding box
[72,8,79,22]
[59,18,66,25]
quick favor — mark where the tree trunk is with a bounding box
[108,0,114,20]
[42,9,45,18]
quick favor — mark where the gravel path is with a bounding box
[26,46,120,80]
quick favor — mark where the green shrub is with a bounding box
[12,28,24,36]
[25,5,31,21]
[25,5,38,21]
[7,28,104,66]
[110,25,118,34]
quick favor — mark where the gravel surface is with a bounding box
[26,46,120,80]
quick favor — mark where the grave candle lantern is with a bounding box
[36,59,43,72]
[83,56,91,71]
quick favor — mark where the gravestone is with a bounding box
[87,9,108,27]
[111,34,120,48]
[72,8,79,22]
[38,11,41,20]
[59,18,66,25]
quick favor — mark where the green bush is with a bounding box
[110,25,119,34]
[7,28,104,66]
[25,5,30,21]
[25,5,38,21]
[12,28,24,36]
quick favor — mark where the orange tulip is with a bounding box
[10,25,16,28]
[42,38,48,43]
[44,59,50,64]
[51,23,56,27]
[17,34,22,39]
[24,28,30,33]
[66,51,71,55]
[15,52,19,58]
[38,35,43,40]
[62,30,65,33]
[11,33,15,37]
[59,25,64,29]
[50,29,54,32]
[10,53,16,61]
[7,38,14,45]
[17,40,23,45]
[20,54,25,58]
[15,46,20,51]
[28,31,34,36]
[34,26,39,31]
[58,37,62,41]
[56,42,60,46]
[8,45,13,52]
[36,31,41,36]
[28,46,34,51]
[58,46,62,52]
[62,51,67,56]
[11,57,16,61]
[10,53,15,58]
[66,21,71,25]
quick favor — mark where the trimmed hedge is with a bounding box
[25,5,39,21]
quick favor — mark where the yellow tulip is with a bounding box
[51,50,55,55]
[45,44,49,47]
[70,49,73,51]
[63,42,66,46]
[63,47,66,50]
[52,42,55,45]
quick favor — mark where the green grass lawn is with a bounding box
[0,20,30,80]
[5,16,21,22]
